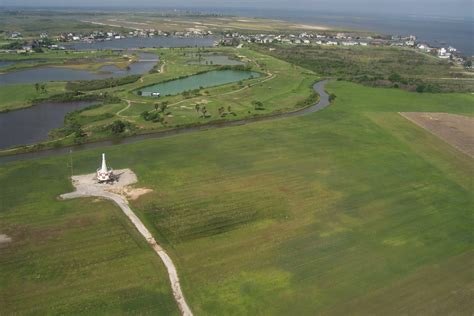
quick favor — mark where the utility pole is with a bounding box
[69,149,73,178]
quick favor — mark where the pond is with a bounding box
[187,54,245,66]
[0,101,97,150]
[140,70,261,96]
[0,52,158,85]
[67,36,216,50]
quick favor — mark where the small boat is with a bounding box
[151,92,161,97]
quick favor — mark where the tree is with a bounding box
[34,83,40,93]
[200,106,208,118]
[73,128,87,143]
[40,84,47,93]
[252,100,264,110]
[159,103,167,113]
[218,106,225,116]
[154,103,159,111]
[388,72,402,82]
[109,120,126,134]
[416,84,425,93]
[227,105,232,113]
[195,104,200,112]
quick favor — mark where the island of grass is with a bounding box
[1,81,472,314]
[0,47,319,155]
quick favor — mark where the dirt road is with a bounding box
[59,169,193,316]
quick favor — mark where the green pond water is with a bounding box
[140,70,260,96]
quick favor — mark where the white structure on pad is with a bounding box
[97,153,113,182]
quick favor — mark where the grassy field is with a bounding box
[0,82,67,111]
[1,81,472,314]
[257,44,474,92]
[111,48,317,125]
[0,47,318,153]
[0,11,127,37]
[0,50,131,74]
[0,161,179,314]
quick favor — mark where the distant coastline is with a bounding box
[215,8,474,56]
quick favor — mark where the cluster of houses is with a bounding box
[4,28,467,65]
[55,28,213,43]
[220,31,466,63]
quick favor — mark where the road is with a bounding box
[60,171,193,316]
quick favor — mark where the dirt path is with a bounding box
[118,71,276,117]
[59,169,193,316]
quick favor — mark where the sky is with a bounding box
[0,0,472,19]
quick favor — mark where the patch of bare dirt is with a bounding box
[400,112,474,157]
[107,187,153,200]
[0,234,12,244]
[67,169,153,201]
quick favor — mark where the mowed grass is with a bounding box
[1,81,473,314]
[113,48,317,128]
[0,161,179,314]
[0,82,66,111]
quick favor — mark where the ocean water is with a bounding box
[213,8,474,56]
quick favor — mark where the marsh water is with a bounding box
[0,52,159,85]
[0,101,96,150]
[140,70,260,96]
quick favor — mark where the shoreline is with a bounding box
[0,80,330,164]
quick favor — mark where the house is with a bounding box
[10,32,22,39]
[341,41,357,46]
[438,47,451,59]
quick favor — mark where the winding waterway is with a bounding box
[0,80,330,164]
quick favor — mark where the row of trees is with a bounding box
[34,83,47,93]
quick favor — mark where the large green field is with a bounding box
[0,165,179,314]
[1,81,472,314]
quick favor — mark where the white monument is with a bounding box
[97,153,113,183]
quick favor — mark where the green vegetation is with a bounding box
[66,75,141,91]
[257,44,474,92]
[0,47,318,154]
[0,160,179,314]
[1,82,472,314]
[0,10,127,37]
[0,82,67,112]
[0,49,128,73]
